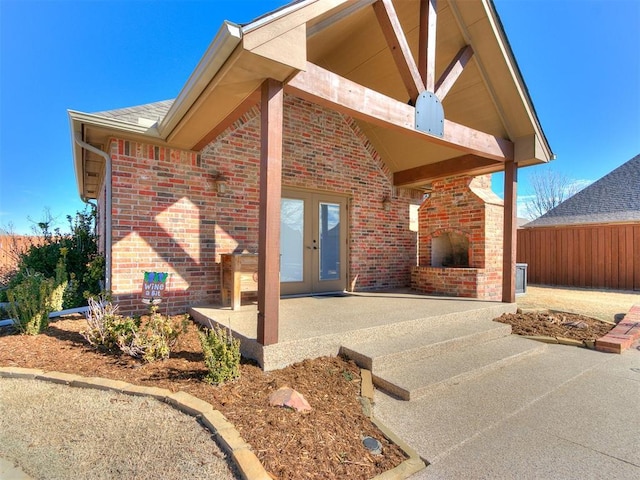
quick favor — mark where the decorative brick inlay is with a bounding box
[99,95,422,315]
[412,175,504,300]
[596,304,640,353]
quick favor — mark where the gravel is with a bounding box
[0,378,239,480]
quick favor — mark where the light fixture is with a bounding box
[382,196,391,211]
[212,173,227,193]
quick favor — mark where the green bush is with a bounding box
[82,299,188,362]
[1,208,104,307]
[198,324,241,385]
[122,306,189,362]
[7,273,56,335]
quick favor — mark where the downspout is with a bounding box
[73,133,112,294]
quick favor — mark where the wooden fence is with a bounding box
[517,224,640,291]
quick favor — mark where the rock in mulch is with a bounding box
[268,386,312,412]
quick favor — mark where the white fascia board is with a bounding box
[241,0,317,34]
[158,21,243,139]
[68,110,162,137]
[68,112,86,199]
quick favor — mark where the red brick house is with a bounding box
[69,0,552,345]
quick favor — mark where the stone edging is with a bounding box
[359,369,427,479]
[521,335,596,349]
[516,308,617,350]
[0,367,270,480]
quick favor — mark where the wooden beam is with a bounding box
[418,0,437,91]
[394,155,499,186]
[502,160,518,303]
[286,62,514,161]
[257,79,283,346]
[193,89,260,151]
[373,0,425,102]
[435,45,474,100]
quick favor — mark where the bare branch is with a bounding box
[525,169,584,220]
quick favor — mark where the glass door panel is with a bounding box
[319,202,340,281]
[280,190,347,296]
[280,198,304,282]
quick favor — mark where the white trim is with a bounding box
[68,110,161,137]
[158,21,243,139]
[241,0,317,34]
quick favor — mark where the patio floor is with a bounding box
[189,289,516,370]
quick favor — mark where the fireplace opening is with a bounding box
[431,232,469,267]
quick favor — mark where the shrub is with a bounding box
[0,207,103,307]
[7,273,56,335]
[82,299,188,362]
[121,306,189,362]
[82,296,132,352]
[198,324,241,385]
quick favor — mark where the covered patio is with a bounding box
[69,0,553,359]
[189,290,515,371]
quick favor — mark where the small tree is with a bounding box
[525,168,584,220]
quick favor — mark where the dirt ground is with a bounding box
[495,310,614,341]
[516,285,638,323]
[0,318,406,480]
[495,285,638,344]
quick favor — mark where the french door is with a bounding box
[280,189,347,296]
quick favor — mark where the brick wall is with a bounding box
[412,175,504,300]
[105,96,421,314]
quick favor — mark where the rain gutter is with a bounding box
[72,133,112,294]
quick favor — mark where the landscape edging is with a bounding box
[360,368,428,479]
[0,367,271,480]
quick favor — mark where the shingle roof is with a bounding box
[525,154,640,227]
[92,99,174,126]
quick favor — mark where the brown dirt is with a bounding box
[495,311,614,341]
[516,285,638,323]
[0,317,407,480]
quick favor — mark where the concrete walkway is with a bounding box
[374,341,640,479]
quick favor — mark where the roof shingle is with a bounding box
[92,99,174,126]
[524,154,640,227]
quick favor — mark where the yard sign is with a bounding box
[142,271,168,305]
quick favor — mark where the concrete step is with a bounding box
[373,336,546,401]
[341,319,512,371]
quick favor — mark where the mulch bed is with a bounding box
[495,310,614,342]
[0,317,407,480]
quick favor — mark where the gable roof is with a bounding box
[92,100,174,127]
[69,0,553,200]
[525,154,640,227]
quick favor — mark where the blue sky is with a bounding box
[1,0,638,233]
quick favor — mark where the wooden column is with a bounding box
[502,161,518,303]
[257,79,283,345]
[418,0,437,92]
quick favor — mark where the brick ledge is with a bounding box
[595,304,640,354]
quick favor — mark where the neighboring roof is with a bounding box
[70,0,554,200]
[525,154,640,227]
[93,100,174,127]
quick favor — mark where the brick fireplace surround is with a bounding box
[411,175,504,300]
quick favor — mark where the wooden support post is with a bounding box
[257,79,283,345]
[419,0,437,92]
[502,161,518,303]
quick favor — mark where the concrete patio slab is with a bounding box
[374,342,640,479]
[190,290,515,370]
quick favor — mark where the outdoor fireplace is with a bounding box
[411,175,504,300]
[431,231,469,267]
